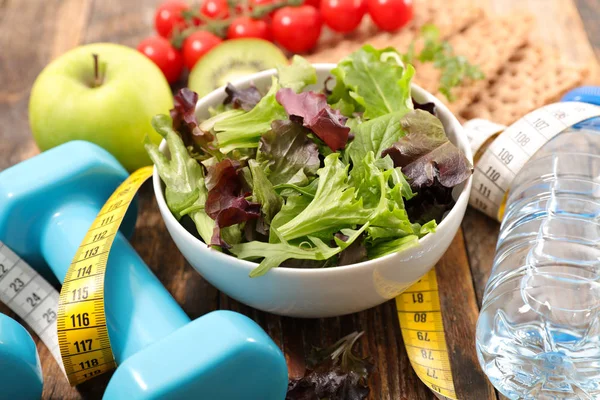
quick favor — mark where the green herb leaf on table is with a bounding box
[256,120,320,186]
[277,55,318,93]
[329,45,415,120]
[405,24,485,102]
[287,331,373,400]
[276,88,351,151]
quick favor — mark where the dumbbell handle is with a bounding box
[40,199,190,364]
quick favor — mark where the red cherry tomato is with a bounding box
[320,0,366,33]
[227,17,271,40]
[154,0,189,38]
[201,0,230,19]
[182,31,223,70]
[137,36,184,83]
[272,5,322,53]
[367,0,412,31]
[304,0,321,8]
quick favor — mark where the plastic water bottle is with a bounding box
[476,87,600,400]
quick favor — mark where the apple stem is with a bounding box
[92,53,103,88]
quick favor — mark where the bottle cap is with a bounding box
[562,86,600,105]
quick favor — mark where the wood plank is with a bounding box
[0,1,598,399]
[575,0,600,60]
[437,230,496,399]
[461,210,500,307]
[0,1,96,398]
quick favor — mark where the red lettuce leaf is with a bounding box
[405,180,455,224]
[224,83,262,111]
[257,120,320,186]
[335,233,367,266]
[170,88,215,150]
[276,88,351,151]
[381,110,471,223]
[286,370,369,400]
[381,109,472,189]
[205,159,260,247]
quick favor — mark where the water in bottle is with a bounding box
[476,87,600,400]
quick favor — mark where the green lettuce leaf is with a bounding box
[274,177,319,198]
[256,120,320,186]
[186,173,215,245]
[249,159,282,225]
[234,224,368,277]
[329,45,415,120]
[213,76,287,153]
[277,153,373,241]
[277,55,317,93]
[269,194,312,243]
[349,152,388,211]
[346,112,407,168]
[367,235,419,259]
[145,114,203,217]
[145,114,214,243]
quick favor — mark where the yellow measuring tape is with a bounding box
[396,269,456,399]
[56,166,153,386]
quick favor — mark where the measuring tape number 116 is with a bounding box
[56,166,153,386]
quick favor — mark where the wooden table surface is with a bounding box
[1,0,599,399]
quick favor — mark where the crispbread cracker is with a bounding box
[459,43,588,125]
[436,13,534,112]
[306,0,483,63]
[411,14,533,104]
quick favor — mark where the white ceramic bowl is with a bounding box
[153,64,473,318]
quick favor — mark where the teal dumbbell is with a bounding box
[0,141,288,399]
[0,313,43,400]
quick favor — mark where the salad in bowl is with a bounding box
[147,45,473,317]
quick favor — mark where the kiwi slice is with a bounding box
[188,39,288,97]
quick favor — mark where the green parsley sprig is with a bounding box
[403,24,485,102]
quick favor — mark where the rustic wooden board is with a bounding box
[0,0,597,399]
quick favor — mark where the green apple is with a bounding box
[29,43,173,172]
